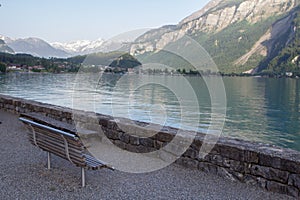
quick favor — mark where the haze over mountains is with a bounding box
[0,35,132,58]
[1,0,300,74]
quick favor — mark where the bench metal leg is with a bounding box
[47,152,51,169]
[81,168,85,187]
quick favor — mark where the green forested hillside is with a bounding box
[109,53,141,68]
[137,15,282,73]
[70,52,141,68]
[132,0,298,75]
[196,16,281,73]
[0,51,141,73]
[264,7,300,74]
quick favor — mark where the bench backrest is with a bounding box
[20,117,87,167]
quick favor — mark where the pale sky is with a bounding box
[0,0,210,42]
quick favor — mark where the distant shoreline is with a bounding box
[2,70,300,79]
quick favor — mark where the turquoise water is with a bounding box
[1,73,300,151]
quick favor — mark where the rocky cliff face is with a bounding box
[130,0,297,73]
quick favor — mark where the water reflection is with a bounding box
[1,73,300,150]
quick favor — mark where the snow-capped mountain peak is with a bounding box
[0,29,147,57]
[0,35,14,43]
[51,39,106,54]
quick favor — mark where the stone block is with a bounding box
[105,130,119,140]
[139,138,155,148]
[125,144,145,153]
[190,139,203,151]
[244,150,259,164]
[119,133,130,144]
[204,154,223,166]
[288,174,300,189]
[99,118,109,127]
[216,144,244,161]
[226,159,246,173]
[154,141,164,149]
[259,153,282,169]
[107,120,122,131]
[129,136,140,145]
[156,131,174,142]
[267,181,299,197]
[281,159,300,174]
[183,147,198,159]
[250,165,289,183]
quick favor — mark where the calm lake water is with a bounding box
[1,73,300,151]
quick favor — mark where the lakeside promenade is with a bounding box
[0,109,296,200]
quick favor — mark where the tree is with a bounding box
[0,62,6,73]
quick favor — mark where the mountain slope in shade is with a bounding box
[7,38,70,58]
[0,39,14,54]
[130,0,298,73]
[261,6,300,74]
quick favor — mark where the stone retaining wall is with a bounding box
[0,94,300,197]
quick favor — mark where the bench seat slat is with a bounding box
[86,157,104,167]
[85,155,107,170]
[85,155,104,166]
[84,154,114,170]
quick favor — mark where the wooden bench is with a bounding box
[19,113,114,187]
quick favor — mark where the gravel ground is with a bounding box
[0,109,297,200]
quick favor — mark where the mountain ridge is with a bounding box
[51,39,129,55]
[0,39,14,54]
[1,0,299,74]
[0,35,140,58]
[130,0,298,73]
[3,37,70,58]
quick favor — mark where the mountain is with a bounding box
[52,29,150,56]
[0,35,13,44]
[0,28,149,58]
[52,39,127,55]
[263,6,300,74]
[0,51,141,74]
[52,38,138,56]
[130,0,298,74]
[51,39,106,55]
[6,37,70,58]
[0,35,121,58]
[0,39,14,54]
